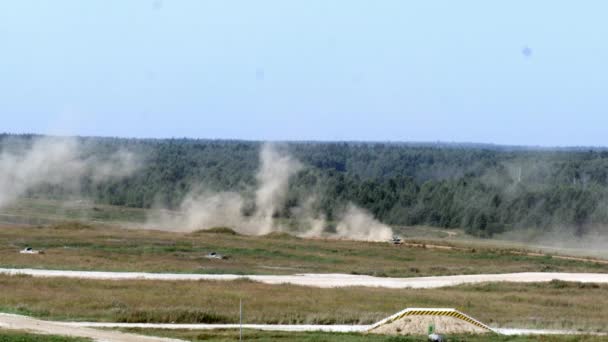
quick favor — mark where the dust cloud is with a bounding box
[150,143,393,242]
[0,137,139,208]
[497,225,608,259]
[253,144,302,234]
[335,205,394,241]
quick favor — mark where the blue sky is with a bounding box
[1,1,607,146]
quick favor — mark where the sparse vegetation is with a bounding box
[1,223,606,276]
[1,275,608,330]
[193,227,240,235]
[122,329,608,342]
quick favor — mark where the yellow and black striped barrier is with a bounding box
[369,308,495,333]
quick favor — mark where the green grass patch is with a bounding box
[119,329,608,342]
[0,330,90,342]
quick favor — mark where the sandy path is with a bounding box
[1,268,608,288]
[496,328,601,336]
[61,322,370,333]
[0,313,185,342]
[2,317,597,336]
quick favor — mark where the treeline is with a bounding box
[4,133,608,237]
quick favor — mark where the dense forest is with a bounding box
[4,133,608,237]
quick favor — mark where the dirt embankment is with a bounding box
[369,315,490,335]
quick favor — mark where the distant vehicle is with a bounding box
[19,247,43,254]
[428,323,444,341]
[428,333,445,342]
[390,236,403,245]
[205,252,226,260]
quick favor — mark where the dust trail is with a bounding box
[335,204,393,242]
[174,190,244,231]
[0,137,139,208]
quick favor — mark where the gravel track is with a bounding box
[1,268,608,288]
[0,314,598,336]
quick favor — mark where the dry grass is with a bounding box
[0,198,147,225]
[1,223,607,277]
[1,275,607,331]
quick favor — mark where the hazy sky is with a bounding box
[1,1,607,146]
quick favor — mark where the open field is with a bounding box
[2,222,608,277]
[4,197,608,259]
[3,200,608,340]
[119,329,608,342]
[1,275,607,331]
[0,199,147,226]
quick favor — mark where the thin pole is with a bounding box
[239,298,243,341]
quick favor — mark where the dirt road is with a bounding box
[61,322,369,332]
[1,315,596,336]
[0,313,185,342]
[1,268,608,288]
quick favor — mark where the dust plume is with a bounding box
[0,136,139,208]
[335,204,394,241]
[252,144,302,234]
[150,143,393,242]
[177,190,245,231]
[152,143,301,235]
[292,196,326,238]
[295,200,393,242]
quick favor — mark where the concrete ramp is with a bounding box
[368,308,494,335]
